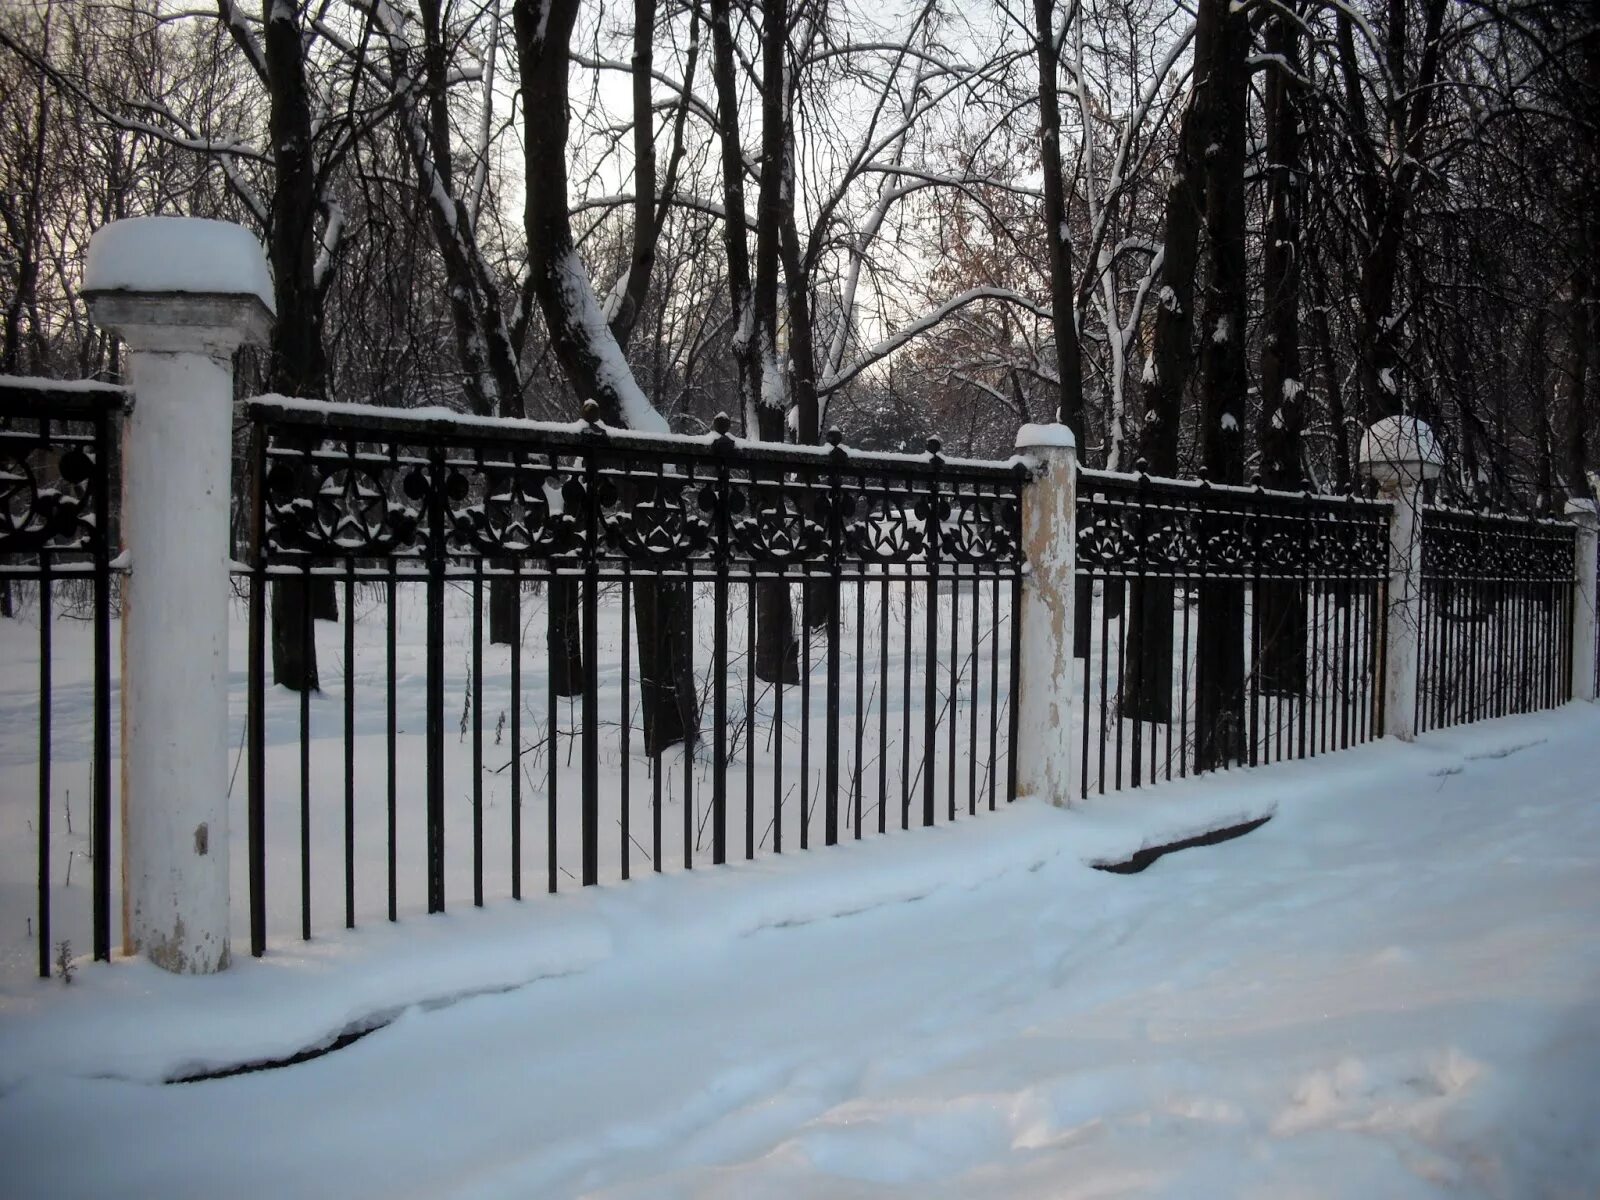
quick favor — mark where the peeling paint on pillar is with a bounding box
[1014,423,1078,806]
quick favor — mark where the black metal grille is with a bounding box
[1074,469,1390,797]
[0,379,120,975]
[241,398,1026,953]
[1417,507,1575,732]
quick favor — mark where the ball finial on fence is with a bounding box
[712,411,731,436]
[926,436,942,458]
[581,399,602,426]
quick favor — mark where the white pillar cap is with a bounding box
[83,218,274,355]
[1359,415,1443,487]
[1015,422,1076,452]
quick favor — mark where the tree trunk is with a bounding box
[1120,0,1216,719]
[1032,0,1085,439]
[1255,8,1308,697]
[263,0,330,692]
[515,0,698,747]
[1194,0,1249,772]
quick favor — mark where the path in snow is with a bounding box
[2,706,1598,1198]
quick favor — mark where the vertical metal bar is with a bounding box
[713,460,730,866]
[900,567,912,828]
[744,573,755,860]
[773,570,785,854]
[1097,571,1110,793]
[1179,573,1192,778]
[682,565,694,870]
[967,570,979,816]
[581,460,600,887]
[299,557,313,939]
[1005,569,1022,803]
[879,561,891,831]
[248,426,268,956]
[801,571,812,848]
[923,480,940,827]
[386,563,397,921]
[344,564,356,927]
[854,573,866,838]
[825,466,842,847]
[987,572,1000,812]
[548,569,560,892]
[1112,575,1126,791]
[38,568,51,979]
[510,558,522,899]
[946,557,959,820]
[472,564,484,907]
[93,407,113,962]
[622,569,633,877]
[425,448,447,914]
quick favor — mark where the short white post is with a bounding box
[1359,417,1443,742]
[84,218,274,973]
[1566,498,1598,702]
[1015,423,1078,805]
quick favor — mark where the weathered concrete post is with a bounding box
[1359,416,1443,742]
[1015,423,1078,805]
[1566,498,1598,703]
[84,218,274,973]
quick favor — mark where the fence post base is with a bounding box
[1360,417,1442,743]
[84,218,273,974]
[1567,499,1598,703]
[1014,423,1077,805]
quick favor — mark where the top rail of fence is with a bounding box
[244,394,1033,486]
[0,375,129,419]
[1078,464,1392,510]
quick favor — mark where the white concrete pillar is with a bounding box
[1359,417,1443,742]
[84,218,274,973]
[1014,423,1078,805]
[1566,499,1598,702]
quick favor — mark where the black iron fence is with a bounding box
[1417,507,1575,732]
[240,397,1027,952]
[0,378,120,975]
[1074,468,1391,798]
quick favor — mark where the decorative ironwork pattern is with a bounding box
[1420,507,1576,583]
[0,384,118,562]
[1076,471,1390,582]
[0,378,122,976]
[251,402,1027,574]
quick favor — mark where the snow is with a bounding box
[83,218,275,313]
[2,705,1599,1196]
[1359,415,1443,478]
[1220,412,1238,431]
[551,249,668,434]
[1014,422,1076,451]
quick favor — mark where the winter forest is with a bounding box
[3,0,1598,497]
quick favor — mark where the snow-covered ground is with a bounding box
[2,703,1598,1198]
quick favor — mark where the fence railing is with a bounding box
[5,383,1598,979]
[0,377,121,975]
[238,396,1027,952]
[1074,469,1391,798]
[1417,507,1576,732]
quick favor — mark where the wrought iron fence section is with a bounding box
[0,378,123,975]
[1073,468,1389,799]
[241,397,1027,954]
[1417,506,1575,732]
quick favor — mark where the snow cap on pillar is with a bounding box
[1358,415,1442,489]
[1016,422,1077,452]
[1565,497,1598,526]
[84,217,274,355]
